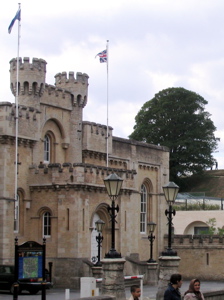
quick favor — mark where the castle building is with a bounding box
[0,57,169,288]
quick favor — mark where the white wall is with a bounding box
[173,210,224,234]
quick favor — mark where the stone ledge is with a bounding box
[203,290,224,300]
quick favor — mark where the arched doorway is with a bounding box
[90,204,109,263]
[91,213,100,263]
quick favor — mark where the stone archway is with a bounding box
[90,213,100,263]
[90,204,110,263]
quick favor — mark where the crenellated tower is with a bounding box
[10,57,47,109]
[9,57,90,163]
[54,71,89,162]
[54,71,88,107]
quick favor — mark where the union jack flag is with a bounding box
[95,49,107,63]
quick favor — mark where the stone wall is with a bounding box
[167,235,224,280]
[0,56,170,289]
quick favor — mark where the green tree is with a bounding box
[205,218,216,235]
[129,87,218,183]
[204,218,224,236]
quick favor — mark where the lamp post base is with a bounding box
[162,249,177,256]
[105,249,122,258]
[147,258,156,263]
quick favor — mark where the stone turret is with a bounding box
[54,71,89,162]
[54,71,89,107]
[10,57,47,109]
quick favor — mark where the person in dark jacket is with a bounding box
[164,273,183,300]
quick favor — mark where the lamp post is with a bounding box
[147,221,156,263]
[162,181,179,256]
[104,173,123,258]
[95,219,105,266]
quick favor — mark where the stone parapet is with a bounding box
[203,290,224,300]
[165,234,224,280]
[167,234,224,248]
[28,163,137,193]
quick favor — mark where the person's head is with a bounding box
[189,279,201,293]
[130,285,141,298]
[170,273,182,289]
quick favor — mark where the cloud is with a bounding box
[2,0,224,167]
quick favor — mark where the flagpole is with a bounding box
[106,40,109,167]
[15,3,21,202]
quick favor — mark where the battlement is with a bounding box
[168,234,224,247]
[10,57,47,109]
[9,57,89,110]
[28,163,136,192]
[55,71,89,85]
[54,72,89,106]
[10,57,47,73]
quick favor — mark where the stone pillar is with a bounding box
[92,266,103,279]
[145,262,158,285]
[101,258,126,300]
[156,256,181,300]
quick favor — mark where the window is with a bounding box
[14,194,19,232]
[44,135,50,163]
[43,212,51,237]
[194,227,209,235]
[140,184,147,233]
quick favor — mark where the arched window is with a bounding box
[44,135,50,163]
[43,212,51,237]
[140,184,147,233]
[14,194,19,232]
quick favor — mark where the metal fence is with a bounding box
[174,193,224,210]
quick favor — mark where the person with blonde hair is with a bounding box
[184,278,205,300]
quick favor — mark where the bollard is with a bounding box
[65,289,70,300]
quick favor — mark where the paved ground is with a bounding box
[72,281,224,299]
[0,281,224,300]
[137,281,224,299]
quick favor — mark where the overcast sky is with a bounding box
[1,0,224,168]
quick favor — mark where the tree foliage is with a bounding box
[129,87,218,182]
[205,218,224,236]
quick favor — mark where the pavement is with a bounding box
[59,281,224,299]
[136,281,224,299]
[1,281,224,300]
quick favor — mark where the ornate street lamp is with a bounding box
[147,221,156,263]
[162,181,179,256]
[95,219,105,266]
[104,173,123,258]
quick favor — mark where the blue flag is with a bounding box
[8,8,21,34]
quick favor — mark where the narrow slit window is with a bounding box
[140,184,147,233]
[44,135,50,163]
[43,212,51,237]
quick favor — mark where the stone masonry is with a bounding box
[0,57,170,288]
